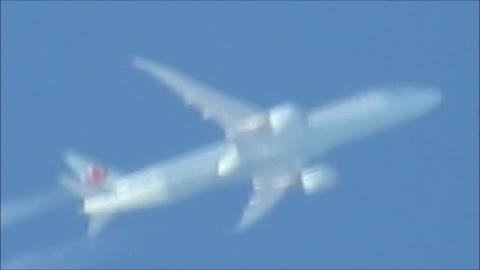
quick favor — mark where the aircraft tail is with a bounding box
[60,150,122,197]
[64,150,109,188]
[59,172,116,237]
[59,173,102,198]
[59,150,121,237]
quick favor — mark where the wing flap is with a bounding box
[236,171,297,232]
[132,57,263,132]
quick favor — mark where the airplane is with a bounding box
[60,57,442,237]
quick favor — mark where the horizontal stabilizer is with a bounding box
[59,174,101,198]
[88,213,113,237]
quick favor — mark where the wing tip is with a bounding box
[131,55,150,70]
[131,56,173,78]
[234,223,249,233]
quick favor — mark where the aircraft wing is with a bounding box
[236,170,297,231]
[133,57,263,132]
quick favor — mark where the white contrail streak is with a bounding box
[1,191,117,269]
[1,189,69,230]
[1,238,94,269]
[1,232,120,269]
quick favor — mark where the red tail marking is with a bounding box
[87,166,107,186]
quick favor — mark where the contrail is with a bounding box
[2,230,120,269]
[1,237,103,269]
[1,189,70,230]
[2,238,83,269]
[1,191,118,269]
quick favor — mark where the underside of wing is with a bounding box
[236,170,297,232]
[133,57,263,132]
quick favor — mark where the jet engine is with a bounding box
[301,166,338,194]
[268,103,304,135]
[228,103,304,137]
[217,144,242,177]
[218,103,305,177]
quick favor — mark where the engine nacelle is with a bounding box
[301,166,338,194]
[268,103,304,135]
[228,103,304,137]
[217,144,242,177]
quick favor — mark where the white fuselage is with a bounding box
[83,87,441,216]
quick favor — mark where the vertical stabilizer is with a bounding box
[60,150,122,237]
[64,150,110,188]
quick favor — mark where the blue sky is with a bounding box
[1,1,478,269]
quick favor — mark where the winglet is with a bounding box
[132,56,160,74]
[132,55,149,70]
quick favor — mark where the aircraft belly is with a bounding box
[84,180,170,214]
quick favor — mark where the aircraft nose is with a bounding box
[383,86,442,118]
[390,86,441,110]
